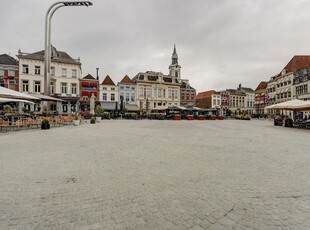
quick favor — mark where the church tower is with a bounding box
[169,44,181,79]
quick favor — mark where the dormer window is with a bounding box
[51,46,58,59]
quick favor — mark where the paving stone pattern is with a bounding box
[0,120,310,229]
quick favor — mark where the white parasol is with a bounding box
[0,86,39,100]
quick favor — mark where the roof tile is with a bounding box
[282,55,310,73]
[255,81,268,91]
[196,90,217,99]
[82,74,96,80]
[0,54,18,66]
[101,75,115,86]
[120,75,133,84]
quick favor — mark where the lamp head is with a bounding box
[63,1,93,7]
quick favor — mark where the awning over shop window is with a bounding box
[100,102,118,110]
[89,82,97,87]
[125,104,139,111]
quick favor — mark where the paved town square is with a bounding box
[0,120,310,230]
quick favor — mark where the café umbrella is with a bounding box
[0,86,39,100]
[265,99,310,111]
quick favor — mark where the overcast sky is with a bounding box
[1,0,310,92]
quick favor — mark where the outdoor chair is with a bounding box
[15,119,27,130]
[54,116,64,126]
[293,119,306,129]
[48,117,55,127]
[23,118,33,129]
[32,118,43,128]
[0,119,10,132]
[21,118,32,129]
[62,116,72,125]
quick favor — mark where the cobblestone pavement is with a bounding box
[0,119,310,229]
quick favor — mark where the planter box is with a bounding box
[187,115,194,120]
[198,115,205,120]
[174,115,181,120]
[210,116,216,120]
[73,120,80,126]
[41,123,50,130]
[218,116,224,120]
[84,119,91,124]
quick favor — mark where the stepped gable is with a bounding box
[101,75,115,85]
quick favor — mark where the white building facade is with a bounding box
[99,75,118,111]
[211,93,221,109]
[293,68,310,118]
[118,75,136,105]
[237,84,255,115]
[133,71,180,111]
[132,45,181,112]
[17,47,82,113]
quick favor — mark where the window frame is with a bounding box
[71,83,77,95]
[61,82,67,94]
[72,69,77,78]
[35,66,41,75]
[34,80,41,93]
[61,68,67,77]
[22,65,29,74]
[22,80,29,92]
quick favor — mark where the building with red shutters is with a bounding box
[180,79,196,107]
[79,74,99,112]
[253,81,268,116]
[0,54,19,91]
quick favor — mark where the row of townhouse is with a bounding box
[254,55,310,117]
[196,84,255,116]
[96,46,196,112]
[196,56,310,117]
[1,45,196,113]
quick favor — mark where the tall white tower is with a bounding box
[169,44,181,79]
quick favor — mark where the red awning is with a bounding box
[82,91,89,96]
[92,92,97,97]
[90,82,97,87]
[82,82,89,87]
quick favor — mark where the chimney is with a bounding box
[238,83,241,91]
[96,68,99,80]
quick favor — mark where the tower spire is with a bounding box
[172,44,178,65]
[169,44,181,78]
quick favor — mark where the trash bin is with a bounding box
[284,118,293,127]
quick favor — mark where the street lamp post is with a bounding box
[44,1,93,96]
